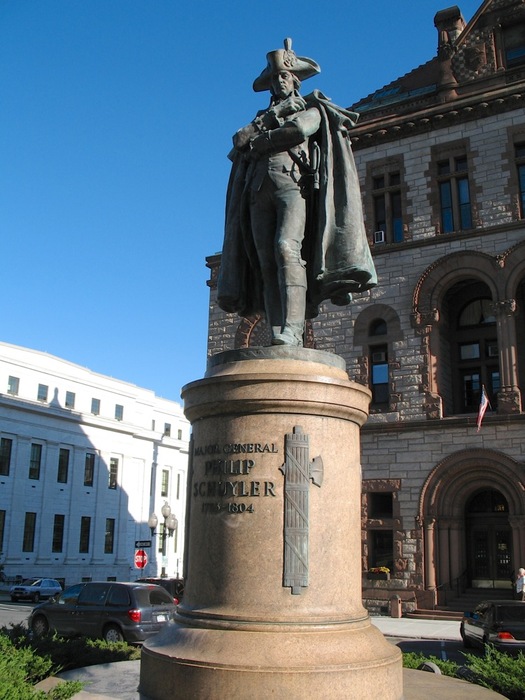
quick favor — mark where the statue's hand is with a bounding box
[273,95,306,118]
[249,133,272,157]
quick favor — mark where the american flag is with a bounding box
[477,385,490,432]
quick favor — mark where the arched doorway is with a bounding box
[419,449,525,605]
[466,489,513,589]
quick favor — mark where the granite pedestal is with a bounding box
[140,348,403,699]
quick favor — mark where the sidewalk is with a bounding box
[51,616,463,699]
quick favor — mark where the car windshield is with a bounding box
[133,586,173,606]
[498,606,525,623]
[29,580,42,587]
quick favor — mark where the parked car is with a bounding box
[460,600,525,653]
[29,581,177,643]
[136,577,184,603]
[10,578,62,603]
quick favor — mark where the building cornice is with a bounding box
[350,85,525,150]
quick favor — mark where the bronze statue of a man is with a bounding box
[217,39,377,347]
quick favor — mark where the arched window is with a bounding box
[442,282,499,414]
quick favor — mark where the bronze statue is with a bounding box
[217,39,377,347]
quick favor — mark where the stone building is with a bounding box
[206,0,525,612]
[0,341,190,586]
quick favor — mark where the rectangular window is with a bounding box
[176,472,181,500]
[7,376,19,396]
[115,404,124,421]
[369,530,394,572]
[371,170,404,244]
[57,448,69,483]
[460,342,481,360]
[515,143,525,218]
[0,510,5,552]
[368,493,393,519]
[104,518,115,554]
[461,370,481,412]
[22,512,37,552]
[177,429,182,440]
[52,514,65,553]
[108,458,118,489]
[504,24,525,67]
[84,453,95,487]
[161,469,169,498]
[158,523,165,554]
[65,391,75,409]
[0,438,13,476]
[37,384,48,402]
[79,516,91,553]
[437,155,472,232]
[29,443,42,480]
[164,423,171,437]
[0,510,6,552]
[91,398,100,416]
[370,345,389,408]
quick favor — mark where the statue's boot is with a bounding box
[272,279,306,347]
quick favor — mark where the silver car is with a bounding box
[10,578,62,603]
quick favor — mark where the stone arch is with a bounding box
[420,448,525,518]
[353,304,403,346]
[412,251,502,318]
[234,316,315,349]
[502,239,525,299]
[411,250,518,418]
[418,448,525,600]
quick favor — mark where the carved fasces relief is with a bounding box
[280,426,323,595]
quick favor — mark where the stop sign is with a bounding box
[134,549,148,569]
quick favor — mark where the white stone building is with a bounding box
[0,341,190,587]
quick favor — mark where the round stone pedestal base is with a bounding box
[140,349,402,699]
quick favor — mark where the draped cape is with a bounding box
[217,90,377,319]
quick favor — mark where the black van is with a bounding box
[136,577,184,602]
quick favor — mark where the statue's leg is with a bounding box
[272,187,307,346]
[250,183,284,336]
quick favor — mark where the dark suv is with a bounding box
[29,581,176,643]
[136,577,184,602]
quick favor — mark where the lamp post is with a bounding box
[148,501,178,576]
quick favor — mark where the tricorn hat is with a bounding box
[252,38,320,92]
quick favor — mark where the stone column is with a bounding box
[423,517,437,592]
[140,347,402,700]
[493,299,522,414]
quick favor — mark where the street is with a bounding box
[0,598,476,667]
[0,598,33,630]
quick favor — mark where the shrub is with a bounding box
[0,623,139,699]
[0,633,81,699]
[462,645,525,700]
[402,650,460,677]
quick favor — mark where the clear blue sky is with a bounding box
[0,0,481,402]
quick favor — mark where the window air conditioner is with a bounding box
[374,230,385,244]
[372,351,387,363]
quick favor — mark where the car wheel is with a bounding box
[103,625,124,643]
[32,592,40,603]
[31,615,49,637]
[10,596,17,603]
[462,632,473,649]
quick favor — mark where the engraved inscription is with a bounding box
[192,440,278,515]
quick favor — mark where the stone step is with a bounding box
[407,609,463,621]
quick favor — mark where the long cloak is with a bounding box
[217,90,377,320]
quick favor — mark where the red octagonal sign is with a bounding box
[134,549,148,569]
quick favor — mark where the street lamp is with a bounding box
[148,501,178,576]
